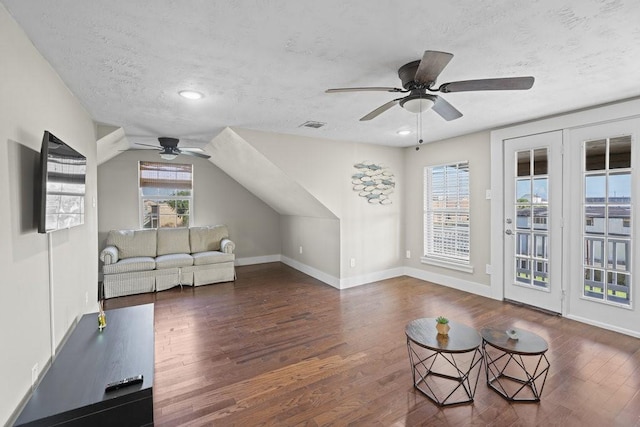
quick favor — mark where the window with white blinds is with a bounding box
[424,161,470,263]
[139,161,193,228]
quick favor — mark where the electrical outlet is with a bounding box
[350,258,356,268]
[406,250,411,259]
[485,264,492,275]
[31,363,38,389]
[299,246,303,254]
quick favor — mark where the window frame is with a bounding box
[138,161,194,229]
[422,161,472,273]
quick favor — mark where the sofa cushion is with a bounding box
[190,225,228,253]
[106,229,157,259]
[155,253,194,269]
[157,227,191,256]
[103,257,156,275]
[192,251,235,266]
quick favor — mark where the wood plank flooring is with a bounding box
[104,263,640,426]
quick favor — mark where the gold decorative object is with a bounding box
[98,301,106,331]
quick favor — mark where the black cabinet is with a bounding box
[14,304,154,426]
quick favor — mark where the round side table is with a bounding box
[480,327,550,402]
[405,318,483,406]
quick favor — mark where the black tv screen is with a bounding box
[38,131,86,233]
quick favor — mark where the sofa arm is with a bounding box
[100,245,119,265]
[221,238,235,254]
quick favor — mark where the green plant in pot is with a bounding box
[435,316,450,336]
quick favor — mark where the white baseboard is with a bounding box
[236,257,491,297]
[404,267,493,299]
[565,314,640,339]
[235,254,281,266]
[280,256,340,288]
[339,267,405,289]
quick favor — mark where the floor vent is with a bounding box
[299,121,326,129]
[504,299,561,316]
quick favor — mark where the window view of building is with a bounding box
[514,148,550,289]
[424,162,470,263]
[139,161,193,228]
[583,136,632,306]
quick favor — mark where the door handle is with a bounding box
[505,229,513,235]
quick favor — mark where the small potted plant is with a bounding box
[435,316,450,336]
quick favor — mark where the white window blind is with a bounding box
[424,161,470,263]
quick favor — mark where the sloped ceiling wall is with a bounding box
[204,127,338,219]
[96,125,129,165]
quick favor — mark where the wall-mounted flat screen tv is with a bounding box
[38,131,86,233]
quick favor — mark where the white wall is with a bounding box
[0,5,99,425]
[280,216,341,283]
[98,150,282,262]
[403,131,492,294]
[234,128,404,286]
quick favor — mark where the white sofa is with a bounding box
[100,225,235,298]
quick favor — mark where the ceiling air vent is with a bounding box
[299,121,326,129]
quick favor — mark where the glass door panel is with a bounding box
[582,137,632,306]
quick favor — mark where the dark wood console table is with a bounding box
[14,304,154,426]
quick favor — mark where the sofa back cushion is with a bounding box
[190,225,229,253]
[157,227,191,256]
[106,229,157,259]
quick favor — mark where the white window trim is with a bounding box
[420,256,475,273]
[138,161,194,229]
[423,161,472,271]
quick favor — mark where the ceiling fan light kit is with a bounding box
[400,95,435,114]
[160,153,178,160]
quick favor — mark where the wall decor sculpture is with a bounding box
[352,161,395,205]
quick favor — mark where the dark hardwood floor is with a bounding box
[105,263,640,426]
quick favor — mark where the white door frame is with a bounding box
[490,98,640,326]
[502,132,563,313]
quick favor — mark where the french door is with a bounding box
[566,119,638,332]
[503,131,563,313]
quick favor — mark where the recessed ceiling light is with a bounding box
[178,90,204,100]
[397,130,411,136]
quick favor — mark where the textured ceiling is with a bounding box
[3,0,640,148]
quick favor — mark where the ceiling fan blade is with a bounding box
[179,150,211,159]
[431,96,463,121]
[134,142,162,148]
[438,76,535,93]
[360,98,402,121]
[414,51,454,85]
[326,87,406,93]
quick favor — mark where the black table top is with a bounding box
[405,318,481,353]
[15,304,154,426]
[480,327,548,355]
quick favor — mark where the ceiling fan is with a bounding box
[132,137,211,160]
[326,50,535,122]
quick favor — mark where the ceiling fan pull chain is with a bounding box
[415,110,424,150]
